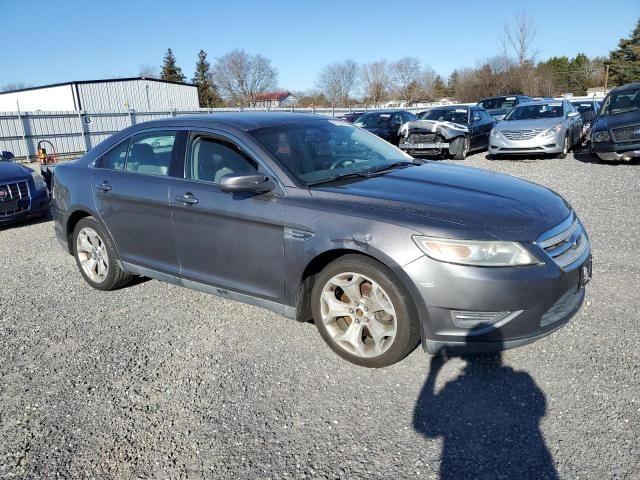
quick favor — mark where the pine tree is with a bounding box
[192,50,222,107]
[160,48,186,83]
[609,19,640,86]
[432,75,447,98]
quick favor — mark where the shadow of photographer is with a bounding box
[413,330,558,479]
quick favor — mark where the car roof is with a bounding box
[138,112,327,131]
[479,95,528,100]
[359,110,406,115]
[610,82,640,93]
[516,99,566,107]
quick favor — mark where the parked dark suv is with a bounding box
[0,154,50,226]
[591,82,640,162]
[51,113,591,367]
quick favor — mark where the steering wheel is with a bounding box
[329,158,356,170]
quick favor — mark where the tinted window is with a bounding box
[505,103,564,120]
[186,136,257,184]
[571,102,595,114]
[420,108,469,124]
[98,139,129,170]
[354,113,391,128]
[601,87,640,116]
[125,131,176,176]
[401,111,416,122]
[478,97,517,110]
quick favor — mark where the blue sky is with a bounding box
[3,0,638,91]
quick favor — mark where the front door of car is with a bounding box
[170,132,285,303]
[92,130,183,275]
[471,110,494,150]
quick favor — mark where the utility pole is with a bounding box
[604,65,610,94]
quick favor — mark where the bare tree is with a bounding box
[501,11,538,65]
[390,57,422,104]
[139,65,159,79]
[316,60,358,106]
[212,49,278,106]
[360,60,390,106]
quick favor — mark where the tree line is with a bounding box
[139,16,639,108]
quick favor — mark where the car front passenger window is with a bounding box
[188,137,258,184]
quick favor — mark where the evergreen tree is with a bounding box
[447,70,459,97]
[192,50,222,107]
[609,19,640,86]
[432,75,447,97]
[160,48,186,83]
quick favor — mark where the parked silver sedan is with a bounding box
[488,100,583,158]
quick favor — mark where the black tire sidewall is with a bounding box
[452,136,468,160]
[311,254,420,368]
[73,217,124,291]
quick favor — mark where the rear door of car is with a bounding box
[92,129,186,275]
[169,130,286,304]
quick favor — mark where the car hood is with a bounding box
[494,118,562,131]
[0,161,32,182]
[310,163,571,241]
[593,109,640,132]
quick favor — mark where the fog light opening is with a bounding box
[451,310,522,329]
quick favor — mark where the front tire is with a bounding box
[452,136,470,160]
[557,134,569,159]
[311,254,421,368]
[73,217,133,291]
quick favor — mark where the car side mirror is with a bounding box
[218,173,276,193]
[568,111,580,118]
[473,115,481,122]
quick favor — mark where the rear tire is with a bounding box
[311,254,421,368]
[73,217,133,291]
[452,136,470,160]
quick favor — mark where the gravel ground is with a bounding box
[1,150,639,479]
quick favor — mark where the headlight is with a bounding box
[592,130,611,143]
[413,236,543,267]
[541,123,562,137]
[490,129,503,139]
[31,171,47,191]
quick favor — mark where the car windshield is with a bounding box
[478,97,517,110]
[419,109,468,124]
[353,113,391,128]
[505,103,564,120]
[249,119,414,185]
[571,102,594,114]
[600,88,640,116]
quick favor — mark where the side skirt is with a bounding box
[121,262,297,320]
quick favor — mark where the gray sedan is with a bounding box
[51,113,591,367]
[489,100,584,158]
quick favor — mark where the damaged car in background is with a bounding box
[398,106,495,159]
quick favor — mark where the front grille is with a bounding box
[611,125,640,143]
[409,133,438,143]
[537,213,589,270]
[502,129,543,140]
[0,181,30,217]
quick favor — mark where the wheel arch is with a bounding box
[65,209,94,253]
[294,247,419,326]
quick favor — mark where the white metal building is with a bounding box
[0,77,199,112]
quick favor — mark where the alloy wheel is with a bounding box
[76,227,109,283]
[320,272,398,358]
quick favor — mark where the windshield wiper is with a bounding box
[306,161,421,186]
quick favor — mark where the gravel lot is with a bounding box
[1,150,639,479]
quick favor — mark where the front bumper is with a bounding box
[399,141,450,156]
[396,242,590,355]
[591,140,640,161]
[0,187,49,225]
[489,131,564,155]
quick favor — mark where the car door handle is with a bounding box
[96,182,112,192]
[175,193,199,205]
